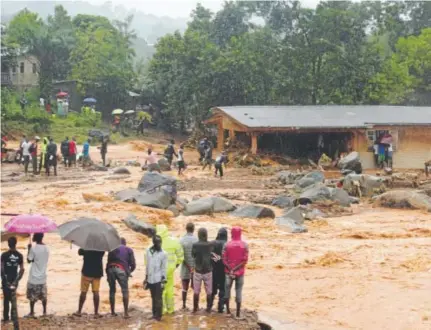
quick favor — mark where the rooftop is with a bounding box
[211,105,431,129]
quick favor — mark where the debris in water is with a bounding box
[304,252,346,267]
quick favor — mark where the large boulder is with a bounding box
[115,189,140,202]
[373,190,431,212]
[338,152,362,174]
[330,188,351,207]
[158,158,171,171]
[135,189,172,209]
[230,205,275,219]
[113,167,131,175]
[276,207,308,233]
[343,174,386,197]
[297,183,331,205]
[271,196,295,209]
[138,172,177,201]
[295,171,325,189]
[123,214,155,237]
[183,197,236,216]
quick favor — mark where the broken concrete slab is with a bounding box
[230,205,275,219]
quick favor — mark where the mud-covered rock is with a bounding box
[276,207,308,233]
[330,188,351,206]
[275,171,304,185]
[183,197,236,216]
[167,204,180,217]
[271,196,294,208]
[138,172,177,201]
[135,189,172,209]
[343,174,386,197]
[113,167,131,175]
[295,171,325,189]
[158,158,171,171]
[373,190,431,212]
[115,189,140,202]
[230,205,275,219]
[123,214,155,237]
[297,183,331,205]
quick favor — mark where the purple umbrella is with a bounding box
[4,214,57,234]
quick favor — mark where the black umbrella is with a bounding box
[58,217,120,251]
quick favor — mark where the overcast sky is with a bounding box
[88,0,320,18]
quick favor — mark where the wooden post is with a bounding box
[229,129,235,141]
[251,133,258,154]
[217,119,224,151]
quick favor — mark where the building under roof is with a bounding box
[204,105,431,169]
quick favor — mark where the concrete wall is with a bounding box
[9,55,39,90]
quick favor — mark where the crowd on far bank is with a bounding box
[1,223,249,323]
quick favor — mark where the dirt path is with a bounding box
[1,141,431,329]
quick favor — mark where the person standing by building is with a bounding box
[180,223,198,310]
[26,233,49,318]
[61,137,70,167]
[211,228,228,313]
[144,235,167,321]
[100,137,108,167]
[46,138,58,176]
[153,224,183,314]
[222,226,249,319]
[29,136,40,175]
[106,238,135,318]
[68,137,77,167]
[74,249,105,318]
[192,228,213,313]
[1,237,25,323]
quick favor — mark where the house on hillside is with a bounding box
[204,105,431,169]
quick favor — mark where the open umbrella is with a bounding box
[3,214,57,234]
[125,110,135,115]
[112,109,124,115]
[56,91,68,98]
[83,97,97,103]
[58,217,120,251]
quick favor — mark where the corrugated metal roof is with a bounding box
[213,105,431,128]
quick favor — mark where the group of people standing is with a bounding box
[1,223,248,324]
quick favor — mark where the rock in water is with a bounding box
[230,205,275,219]
[271,196,294,208]
[158,158,171,171]
[135,190,172,209]
[295,171,325,189]
[373,190,431,212]
[275,171,304,185]
[138,172,177,202]
[330,188,351,206]
[338,151,362,174]
[115,189,140,202]
[123,214,155,236]
[113,167,131,175]
[276,207,308,233]
[183,197,236,216]
[343,174,385,197]
[297,183,331,205]
[167,204,180,217]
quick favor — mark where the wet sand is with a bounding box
[1,142,431,329]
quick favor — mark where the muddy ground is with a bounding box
[1,141,431,330]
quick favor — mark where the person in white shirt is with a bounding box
[26,233,49,318]
[21,139,32,175]
[39,97,45,108]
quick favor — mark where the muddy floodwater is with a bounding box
[1,141,431,330]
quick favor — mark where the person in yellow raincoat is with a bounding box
[38,137,49,174]
[151,224,184,314]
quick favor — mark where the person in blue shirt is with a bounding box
[82,139,91,167]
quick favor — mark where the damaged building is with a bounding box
[204,105,431,169]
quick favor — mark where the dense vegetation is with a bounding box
[143,1,431,131]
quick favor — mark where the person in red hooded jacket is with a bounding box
[222,226,248,318]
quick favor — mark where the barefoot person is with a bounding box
[1,237,25,323]
[26,233,49,318]
[106,238,135,318]
[223,226,249,318]
[74,249,105,318]
[180,223,198,309]
[192,228,214,313]
[144,235,167,321]
[211,228,228,313]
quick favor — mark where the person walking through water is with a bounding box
[82,139,91,167]
[192,228,214,313]
[153,225,183,314]
[180,223,198,310]
[68,137,77,167]
[144,235,167,321]
[223,226,249,319]
[202,145,213,170]
[177,143,186,176]
[100,136,108,166]
[39,137,49,174]
[26,233,49,318]
[74,248,105,318]
[145,148,161,173]
[46,138,58,176]
[214,151,228,179]
[211,228,228,313]
[164,140,177,167]
[1,236,25,323]
[61,137,70,167]
[106,238,135,318]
